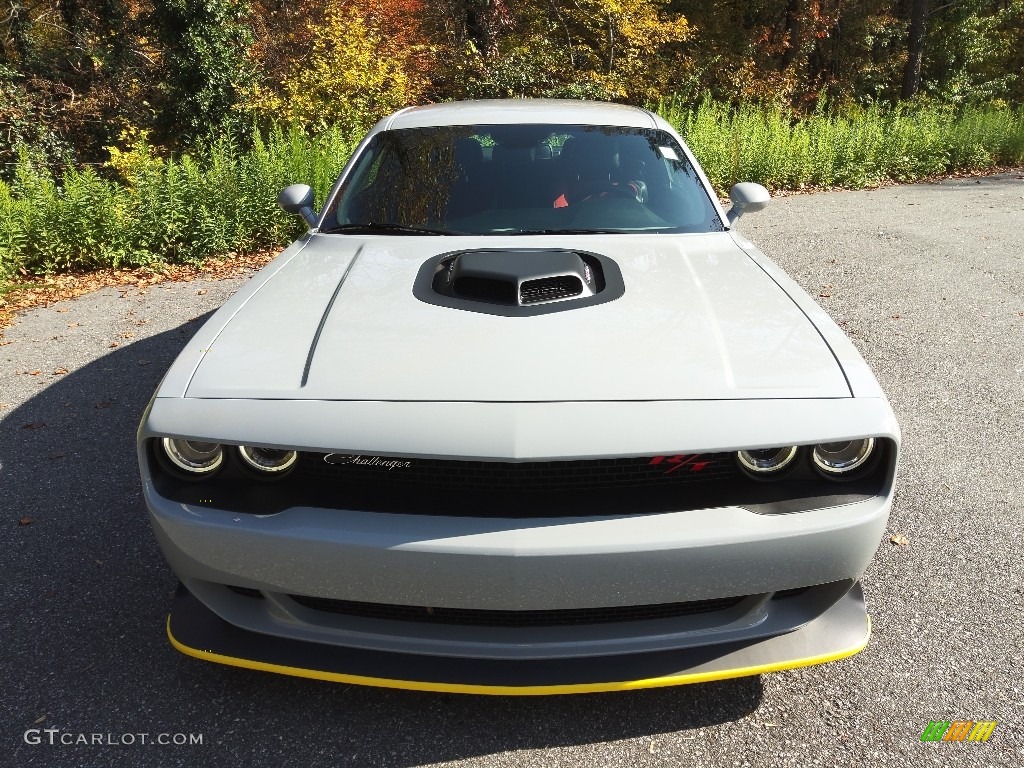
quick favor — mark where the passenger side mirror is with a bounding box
[278,184,318,229]
[727,182,770,224]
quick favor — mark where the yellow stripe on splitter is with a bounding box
[166,615,871,695]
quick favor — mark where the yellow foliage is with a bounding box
[106,129,165,185]
[266,1,426,132]
[568,0,690,102]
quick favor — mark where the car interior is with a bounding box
[333,125,722,234]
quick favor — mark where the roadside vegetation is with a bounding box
[667,99,1024,191]
[2,1,1023,289]
[1,127,353,278]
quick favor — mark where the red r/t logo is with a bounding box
[649,454,711,475]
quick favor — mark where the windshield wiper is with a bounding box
[509,228,634,235]
[322,223,467,236]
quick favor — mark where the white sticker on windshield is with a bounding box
[658,146,680,161]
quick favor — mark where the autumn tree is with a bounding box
[3,0,1023,172]
[0,0,155,170]
[246,0,427,133]
[420,0,689,102]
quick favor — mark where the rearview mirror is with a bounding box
[277,184,318,229]
[727,183,770,224]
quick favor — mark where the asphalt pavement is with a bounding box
[1,173,1022,767]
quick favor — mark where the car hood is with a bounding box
[182,233,850,401]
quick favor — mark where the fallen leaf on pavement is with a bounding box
[19,517,34,526]
[95,401,111,409]
[56,307,69,313]
[53,367,68,375]
[0,250,277,340]
[890,534,909,546]
[197,289,207,295]
[28,369,41,375]
[22,422,46,429]
[108,342,119,348]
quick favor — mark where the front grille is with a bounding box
[297,452,737,494]
[288,594,746,627]
[520,275,584,304]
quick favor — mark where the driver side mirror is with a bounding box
[278,184,318,229]
[726,182,770,224]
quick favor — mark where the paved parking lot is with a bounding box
[1,173,1021,766]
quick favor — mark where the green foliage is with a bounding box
[921,0,1022,105]
[0,181,28,281]
[2,149,132,273]
[0,127,355,277]
[661,97,1024,193]
[0,64,76,179]
[151,0,258,143]
[2,96,1022,285]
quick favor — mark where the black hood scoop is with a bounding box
[414,249,625,317]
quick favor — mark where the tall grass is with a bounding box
[0,125,355,280]
[662,97,1024,193]
[2,101,1023,282]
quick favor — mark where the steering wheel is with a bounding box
[580,180,647,204]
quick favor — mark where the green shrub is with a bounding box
[662,97,1024,193]
[2,101,1023,284]
[0,126,356,279]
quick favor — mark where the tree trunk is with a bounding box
[466,0,509,60]
[901,0,928,99]
[781,0,803,69]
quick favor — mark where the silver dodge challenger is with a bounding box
[138,99,900,694]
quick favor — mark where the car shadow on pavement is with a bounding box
[1,317,762,767]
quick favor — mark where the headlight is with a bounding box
[812,438,876,475]
[736,446,798,475]
[162,438,223,474]
[238,446,298,474]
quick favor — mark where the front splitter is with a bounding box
[166,583,871,695]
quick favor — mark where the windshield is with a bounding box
[322,124,723,235]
